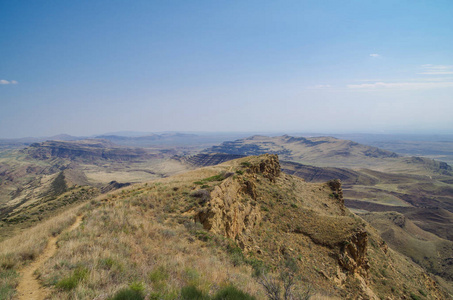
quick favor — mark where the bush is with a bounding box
[247,258,268,278]
[410,293,421,300]
[213,285,256,300]
[184,267,200,285]
[56,266,89,290]
[149,266,168,283]
[110,282,145,300]
[149,266,168,292]
[110,288,144,300]
[99,257,115,269]
[226,244,245,266]
[190,190,211,205]
[0,269,18,300]
[419,289,427,297]
[181,285,209,300]
[129,281,145,293]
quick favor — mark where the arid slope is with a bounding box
[4,154,445,299]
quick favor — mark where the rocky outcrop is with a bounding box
[245,154,281,182]
[195,177,262,241]
[328,179,345,214]
[338,231,370,277]
[195,154,281,241]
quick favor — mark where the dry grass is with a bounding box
[0,203,85,299]
[30,157,348,299]
[1,154,449,299]
[38,196,265,299]
[0,205,84,269]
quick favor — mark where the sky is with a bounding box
[1,0,453,138]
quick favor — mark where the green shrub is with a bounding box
[99,257,115,269]
[0,269,18,300]
[149,267,168,282]
[195,230,212,242]
[149,292,162,300]
[410,293,421,300]
[213,285,256,300]
[227,244,245,266]
[110,288,144,300]
[204,174,225,182]
[246,258,268,278]
[184,267,200,285]
[149,266,168,291]
[195,174,226,185]
[284,257,299,273]
[129,281,145,293]
[56,266,89,290]
[181,285,209,300]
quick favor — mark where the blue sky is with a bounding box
[1,0,452,138]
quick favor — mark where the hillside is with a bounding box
[2,137,453,296]
[0,141,191,241]
[24,140,154,161]
[204,135,453,176]
[205,135,400,169]
[183,147,453,291]
[201,136,453,234]
[183,153,453,238]
[1,154,448,299]
[360,211,453,293]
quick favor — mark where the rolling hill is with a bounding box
[0,154,448,299]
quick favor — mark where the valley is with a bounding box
[0,133,452,298]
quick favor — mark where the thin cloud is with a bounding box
[0,79,18,85]
[306,84,332,90]
[370,53,381,58]
[418,64,453,75]
[347,81,453,90]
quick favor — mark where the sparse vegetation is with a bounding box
[213,285,256,300]
[110,282,145,300]
[56,266,89,290]
[0,269,18,300]
[0,204,82,270]
[410,292,422,300]
[181,285,209,300]
[0,154,448,299]
[194,173,227,185]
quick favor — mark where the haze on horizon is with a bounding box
[1,1,452,139]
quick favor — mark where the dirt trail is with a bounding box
[16,215,84,300]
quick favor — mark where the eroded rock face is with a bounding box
[328,179,345,214]
[246,154,281,182]
[195,154,281,241]
[338,231,370,278]
[195,177,261,240]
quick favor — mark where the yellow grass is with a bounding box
[0,203,86,300]
[39,198,266,299]
[0,204,85,270]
